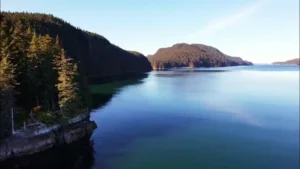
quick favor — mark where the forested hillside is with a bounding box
[1,12,152,76]
[0,12,151,138]
[148,43,253,69]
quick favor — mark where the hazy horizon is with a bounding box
[2,0,299,64]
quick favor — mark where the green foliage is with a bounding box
[0,13,88,136]
[0,11,152,76]
[0,57,16,90]
[0,18,17,111]
[35,111,60,125]
[0,46,16,138]
[56,49,82,115]
[1,11,152,111]
[27,31,41,106]
[0,11,152,137]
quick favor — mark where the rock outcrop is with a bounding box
[0,120,97,162]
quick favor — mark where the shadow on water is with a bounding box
[0,136,95,169]
[88,72,150,84]
[0,73,150,169]
[93,115,204,169]
[90,73,149,109]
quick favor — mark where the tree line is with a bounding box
[0,18,86,138]
[0,11,154,138]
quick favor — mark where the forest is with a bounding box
[0,16,88,138]
[0,12,152,77]
[0,12,152,139]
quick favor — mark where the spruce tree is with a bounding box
[19,27,33,112]
[0,19,15,137]
[11,21,27,64]
[39,34,57,110]
[27,31,41,107]
[0,19,9,61]
[56,49,82,116]
[24,27,33,46]
[0,47,17,138]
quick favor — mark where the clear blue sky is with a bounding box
[2,0,299,63]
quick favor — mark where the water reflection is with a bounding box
[180,69,229,73]
[0,73,150,169]
[1,136,95,169]
[154,69,229,78]
[91,114,203,168]
[155,73,188,78]
[90,73,149,109]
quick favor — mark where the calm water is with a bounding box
[2,65,299,169]
[89,65,299,169]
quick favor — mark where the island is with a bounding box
[272,58,299,65]
[147,43,253,70]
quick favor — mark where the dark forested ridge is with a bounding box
[0,12,151,139]
[0,12,152,76]
[272,58,299,65]
[148,43,253,69]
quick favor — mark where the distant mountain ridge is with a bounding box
[148,43,253,69]
[272,58,299,65]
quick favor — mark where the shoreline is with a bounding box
[152,64,254,70]
[0,113,97,163]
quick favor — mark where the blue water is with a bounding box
[90,65,299,169]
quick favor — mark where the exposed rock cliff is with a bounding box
[0,120,97,162]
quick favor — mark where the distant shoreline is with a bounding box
[272,64,299,66]
[152,64,254,70]
[272,58,299,65]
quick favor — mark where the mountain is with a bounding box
[148,43,253,69]
[0,12,152,77]
[272,58,299,65]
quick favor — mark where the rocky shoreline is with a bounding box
[0,114,97,162]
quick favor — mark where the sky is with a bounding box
[2,0,299,63]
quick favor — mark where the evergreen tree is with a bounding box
[0,49,17,138]
[54,35,61,55]
[0,19,15,137]
[0,57,16,106]
[11,21,27,63]
[24,27,33,46]
[0,12,102,136]
[0,19,9,60]
[56,49,82,116]
[39,34,57,110]
[10,21,33,113]
[27,31,41,107]
[18,26,33,112]
[0,19,13,61]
